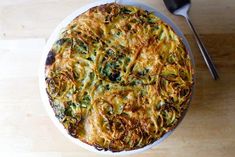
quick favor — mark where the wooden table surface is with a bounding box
[0,0,235,157]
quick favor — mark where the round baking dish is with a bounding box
[39,0,195,155]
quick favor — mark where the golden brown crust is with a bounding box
[45,3,194,152]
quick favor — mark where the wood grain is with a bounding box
[0,0,235,157]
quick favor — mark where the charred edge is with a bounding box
[46,50,55,66]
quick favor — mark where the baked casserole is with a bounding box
[45,3,193,152]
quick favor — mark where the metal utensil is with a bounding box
[163,0,219,80]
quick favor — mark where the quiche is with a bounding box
[45,3,193,152]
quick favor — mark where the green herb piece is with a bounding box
[74,39,88,54]
[147,17,156,24]
[121,7,132,14]
[124,57,131,65]
[65,102,79,117]
[138,68,149,76]
[80,94,91,108]
[56,38,72,46]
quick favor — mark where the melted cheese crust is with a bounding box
[45,3,194,152]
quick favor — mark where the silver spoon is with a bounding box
[163,0,219,80]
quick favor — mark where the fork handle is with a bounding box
[185,17,219,80]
